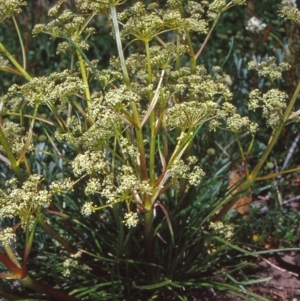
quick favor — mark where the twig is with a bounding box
[281,132,300,172]
[283,195,300,205]
[259,256,298,277]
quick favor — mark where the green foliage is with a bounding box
[0,0,300,300]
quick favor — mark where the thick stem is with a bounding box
[0,251,23,277]
[144,208,155,265]
[145,42,156,184]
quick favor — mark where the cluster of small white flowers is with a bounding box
[0,120,33,156]
[0,54,9,68]
[72,150,108,176]
[8,70,86,107]
[47,0,66,16]
[123,212,139,228]
[75,0,110,13]
[0,228,16,246]
[0,0,27,23]
[122,9,164,42]
[208,0,227,17]
[137,180,153,195]
[249,88,287,127]
[49,178,74,195]
[188,166,206,186]
[62,257,78,277]
[85,178,102,196]
[209,221,234,240]
[81,110,123,149]
[99,175,116,204]
[0,175,52,228]
[279,0,300,23]
[167,101,217,129]
[169,159,190,178]
[187,156,198,165]
[105,85,139,109]
[71,250,82,258]
[248,57,290,82]
[246,17,267,33]
[226,114,257,134]
[116,166,139,195]
[169,159,205,186]
[119,137,138,157]
[81,201,95,216]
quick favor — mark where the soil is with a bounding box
[191,253,300,301]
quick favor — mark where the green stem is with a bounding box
[22,207,42,276]
[167,128,195,167]
[77,50,91,106]
[145,42,156,184]
[144,209,155,264]
[0,43,31,81]
[143,42,156,266]
[110,5,148,181]
[195,14,220,60]
[12,15,26,71]
[110,6,130,87]
[0,251,23,277]
[250,80,300,180]
[214,80,300,221]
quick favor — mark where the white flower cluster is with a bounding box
[0,0,27,23]
[246,17,267,33]
[81,201,95,216]
[169,157,205,186]
[0,120,33,156]
[249,88,287,128]
[123,212,139,228]
[209,221,234,240]
[0,175,52,228]
[279,0,300,23]
[0,227,16,246]
[50,178,74,195]
[72,150,109,176]
[8,70,86,107]
[248,56,290,82]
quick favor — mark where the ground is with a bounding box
[193,253,300,301]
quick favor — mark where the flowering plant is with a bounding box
[0,0,300,299]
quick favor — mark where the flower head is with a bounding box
[279,0,300,23]
[0,0,26,23]
[246,17,267,33]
